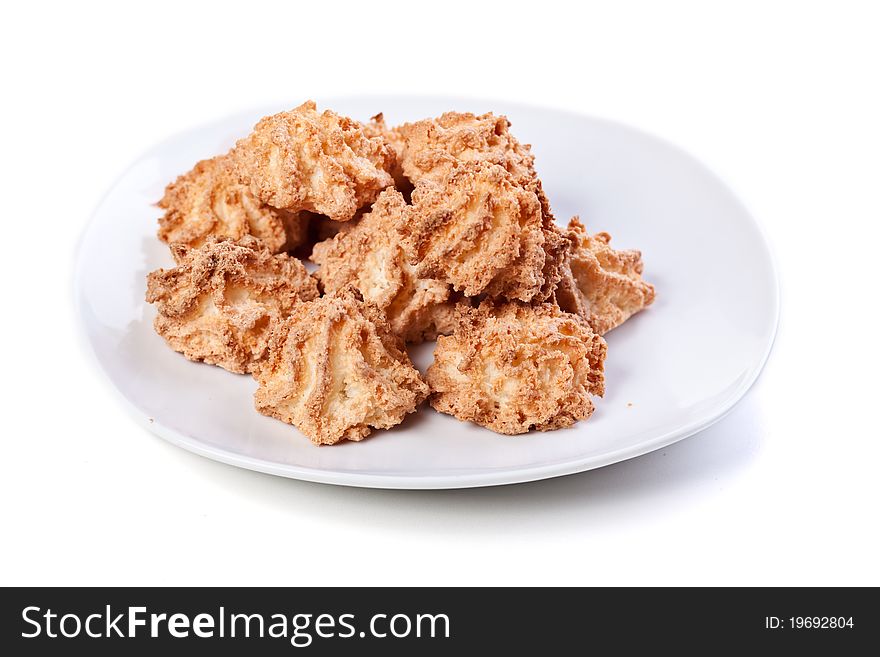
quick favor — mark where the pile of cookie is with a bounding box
[146,101,655,444]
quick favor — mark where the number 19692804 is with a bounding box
[765,617,854,629]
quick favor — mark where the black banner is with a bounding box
[1,588,875,654]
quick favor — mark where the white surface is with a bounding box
[76,99,778,489]
[2,0,878,583]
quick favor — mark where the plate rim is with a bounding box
[72,95,780,490]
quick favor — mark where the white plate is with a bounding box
[74,96,778,489]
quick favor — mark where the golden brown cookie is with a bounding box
[145,237,318,374]
[427,302,606,434]
[231,100,395,222]
[157,155,307,253]
[554,218,655,335]
[253,288,429,445]
[394,111,537,190]
[311,188,453,343]
[402,161,558,302]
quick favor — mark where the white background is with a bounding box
[2,0,878,586]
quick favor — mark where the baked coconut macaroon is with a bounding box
[311,188,454,343]
[253,288,429,445]
[230,100,395,222]
[157,154,310,254]
[427,302,606,435]
[145,236,318,374]
[394,112,567,303]
[402,161,558,303]
[554,218,656,335]
[393,110,558,226]
[393,111,538,191]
